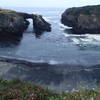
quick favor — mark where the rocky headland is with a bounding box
[61,5,100,34]
[0,8,51,38]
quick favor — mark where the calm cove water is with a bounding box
[1,7,100,92]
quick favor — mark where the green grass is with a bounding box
[0,8,16,15]
[67,5,100,15]
[0,79,100,100]
[0,11,17,15]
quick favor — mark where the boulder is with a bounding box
[61,5,100,34]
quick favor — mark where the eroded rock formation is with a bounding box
[61,5,100,34]
[0,8,51,37]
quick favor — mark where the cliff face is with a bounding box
[61,5,100,34]
[0,12,29,36]
[0,8,51,37]
[33,15,51,33]
[0,9,28,36]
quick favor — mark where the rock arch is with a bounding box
[18,12,51,34]
[0,8,51,38]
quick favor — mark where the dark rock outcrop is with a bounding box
[33,15,51,33]
[0,10,29,36]
[0,9,51,38]
[61,5,100,34]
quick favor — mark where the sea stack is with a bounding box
[0,8,51,38]
[61,5,100,34]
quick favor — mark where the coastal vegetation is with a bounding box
[0,79,100,100]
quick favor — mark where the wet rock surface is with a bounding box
[61,5,100,34]
[0,57,100,92]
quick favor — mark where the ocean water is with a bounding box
[1,7,100,66]
[1,7,100,92]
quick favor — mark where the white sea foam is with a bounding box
[0,55,46,63]
[49,60,59,65]
[63,33,100,45]
[63,33,82,37]
[85,34,100,41]
[0,55,62,65]
[59,23,72,29]
[63,33,70,37]
[72,38,80,44]
[43,16,51,22]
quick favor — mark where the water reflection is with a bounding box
[33,31,45,39]
[0,33,23,47]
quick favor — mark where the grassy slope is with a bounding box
[0,79,100,100]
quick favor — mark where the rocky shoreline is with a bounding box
[0,5,100,38]
[0,57,100,93]
[61,5,100,34]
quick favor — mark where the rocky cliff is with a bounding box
[0,8,51,38]
[61,5,100,34]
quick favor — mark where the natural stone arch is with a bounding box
[18,13,51,34]
[0,8,51,40]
